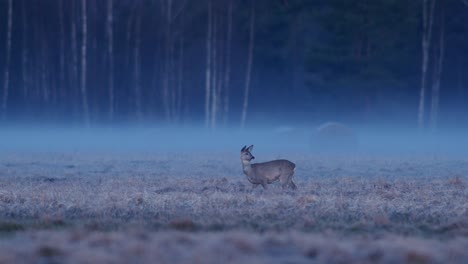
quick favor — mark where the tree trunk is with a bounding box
[88,0,98,119]
[40,29,49,103]
[204,0,213,127]
[215,12,225,129]
[162,0,173,122]
[81,0,90,125]
[210,11,218,129]
[58,0,65,104]
[151,20,163,120]
[176,33,184,123]
[457,57,464,107]
[430,7,445,131]
[240,1,255,128]
[223,0,233,126]
[32,2,41,101]
[125,3,136,113]
[134,1,143,121]
[417,0,436,130]
[107,0,115,121]
[32,3,39,101]
[2,0,13,120]
[125,5,135,72]
[70,0,79,116]
[21,0,29,98]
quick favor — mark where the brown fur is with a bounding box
[240,145,297,190]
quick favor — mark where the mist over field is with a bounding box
[0,123,467,263]
[1,122,468,155]
[1,141,468,263]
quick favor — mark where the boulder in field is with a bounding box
[311,122,358,152]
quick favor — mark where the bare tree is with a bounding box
[223,0,233,126]
[70,0,79,115]
[107,0,115,121]
[58,0,66,102]
[21,0,29,98]
[161,0,173,122]
[40,26,49,103]
[210,11,218,129]
[417,0,436,130]
[430,7,445,131]
[32,3,40,101]
[240,1,256,128]
[125,4,136,72]
[215,10,225,129]
[134,0,143,120]
[457,57,464,107]
[157,0,188,122]
[176,27,184,122]
[204,0,213,127]
[81,0,90,125]
[2,0,13,120]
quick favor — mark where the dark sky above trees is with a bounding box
[0,0,467,129]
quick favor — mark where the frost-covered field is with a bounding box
[0,152,467,263]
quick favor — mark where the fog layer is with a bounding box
[1,122,467,156]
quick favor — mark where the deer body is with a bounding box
[241,145,297,190]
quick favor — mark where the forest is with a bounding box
[0,0,467,129]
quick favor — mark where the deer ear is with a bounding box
[241,145,247,152]
[247,145,254,152]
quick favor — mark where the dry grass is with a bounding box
[1,230,467,264]
[0,152,467,263]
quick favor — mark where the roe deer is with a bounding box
[240,145,297,190]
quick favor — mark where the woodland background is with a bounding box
[0,0,467,129]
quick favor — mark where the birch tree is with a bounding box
[429,7,445,131]
[176,28,184,122]
[58,0,65,101]
[240,1,255,128]
[223,0,233,126]
[107,0,115,121]
[161,0,173,122]
[2,0,13,120]
[21,0,29,98]
[70,0,79,114]
[40,24,49,103]
[81,0,90,125]
[205,0,213,127]
[210,11,218,129]
[134,0,143,120]
[215,11,225,129]
[417,0,436,130]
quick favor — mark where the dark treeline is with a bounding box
[0,0,467,129]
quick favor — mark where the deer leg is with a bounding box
[280,176,289,189]
[281,172,297,190]
[279,173,291,189]
[289,178,297,190]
